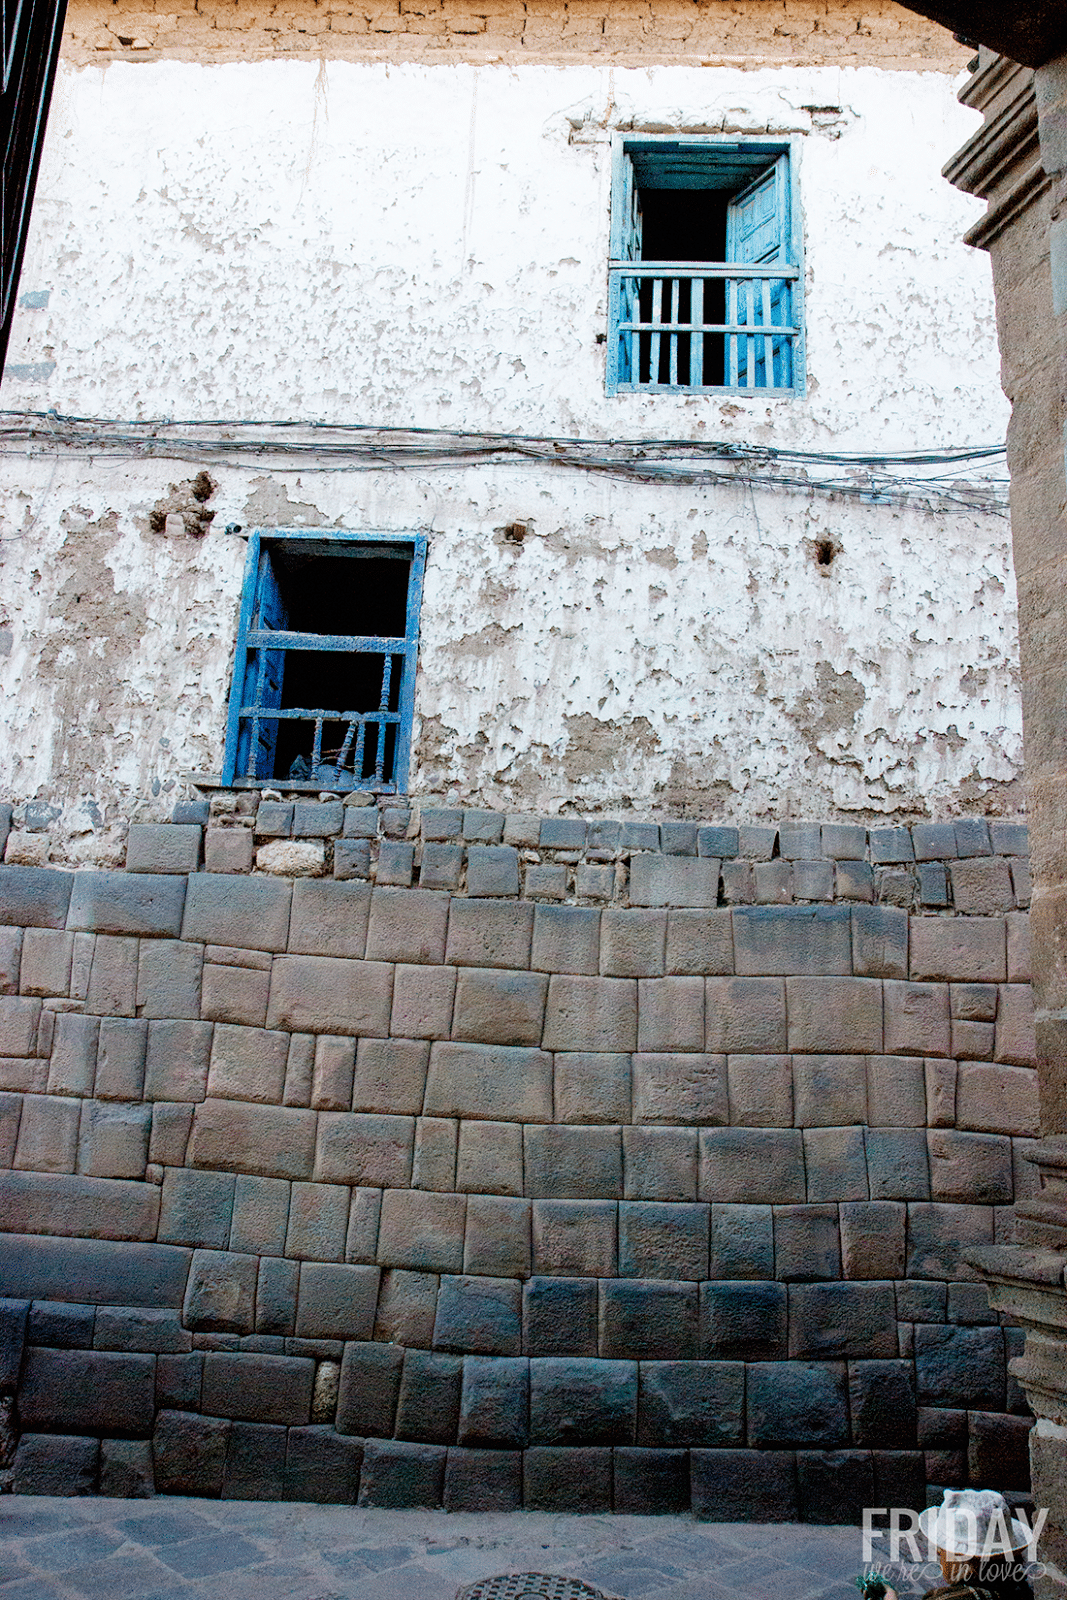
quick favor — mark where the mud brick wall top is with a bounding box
[0,801,1036,1514]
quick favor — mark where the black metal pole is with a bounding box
[2,0,70,377]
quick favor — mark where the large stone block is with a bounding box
[530,905,601,976]
[200,962,270,1028]
[0,1231,190,1308]
[543,974,637,1052]
[18,1346,156,1434]
[866,1128,931,1201]
[0,1295,28,1387]
[46,1010,97,1097]
[377,1188,466,1273]
[529,1355,637,1444]
[456,1120,524,1198]
[13,1093,79,1172]
[618,1201,709,1281]
[804,1126,869,1203]
[153,1351,204,1413]
[0,865,73,929]
[907,1201,994,1280]
[613,1447,690,1514]
[787,1282,897,1359]
[266,955,393,1037]
[701,1280,787,1360]
[726,1055,792,1128]
[424,1042,553,1122]
[94,1017,148,1102]
[599,1279,698,1360]
[187,1099,317,1180]
[27,1299,94,1348]
[796,1449,875,1525]
[995,984,1038,1067]
[0,993,41,1059]
[221,1419,287,1500]
[523,1124,623,1200]
[457,1354,529,1448]
[126,823,201,875]
[632,1052,726,1125]
[637,1359,744,1447]
[311,1034,356,1112]
[446,900,534,969]
[201,1351,315,1425]
[286,879,371,959]
[99,1437,155,1498]
[207,1022,289,1105]
[883,981,951,1057]
[452,967,548,1047]
[849,1359,917,1447]
[852,905,909,978]
[910,918,1006,983]
[709,1204,774,1280]
[85,934,139,1018]
[353,1036,430,1114]
[256,1256,299,1336]
[773,1205,841,1281]
[411,1115,457,1191]
[284,1180,351,1260]
[314,1111,414,1188]
[599,910,667,978]
[928,1130,1013,1204]
[395,1349,463,1443]
[747,1361,849,1448]
[705,978,787,1053]
[956,1062,1039,1135]
[524,1445,613,1511]
[76,1099,151,1180]
[181,873,291,952]
[389,966,457,1042]
[466,845,519,897]
[661,909,732,977]
[630,855,719,908]
[19,927,72,997]
[336,1339,403,1437]
[523,1277,599,1356]
[158,1167,235,1249]
[690,1447,798,1521]
[13,1433,99,1495]
[444,1446,522,1511]
[463,1194,530,1277]
[184,1247,257,1333]
[867,1055,925,1126]
[840,1201,906,1280]
[0,1169,160,1242]
[357,1439,446,1508]
[793,1056,867,1127]
[153,1410,229,1496]
[364,887,449,965]
[698,1128,805,1205]
[372,1267,437,1345]
[914,1325,1005,1409]
[531,1200,617,1277]
[786,978,883,1053]
[284,1426,362,1504]
[733,906,852,977]
[967,1409,1032,1490]
[67,870,187,938]
[636,977,705,1053]
[554,1052,631,1125]
[434,1274,522,1355]
[623,1126,697,1201]
[143,1018,213,1103]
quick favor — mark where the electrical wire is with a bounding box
[0,408,1010,515]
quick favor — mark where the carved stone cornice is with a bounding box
[968,1244,1067,1423]
[944,53,1050,252]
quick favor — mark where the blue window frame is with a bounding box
[222,528,426,793]
[607,136,805,397]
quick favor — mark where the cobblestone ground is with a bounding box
[0,1497,927,1600]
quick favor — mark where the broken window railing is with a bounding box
[608,263,800,394]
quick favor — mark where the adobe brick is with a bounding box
[201,962,270,1027]
[13,1094,79,1173]
[446,898,533,968]
[143,1018,213,1102]
[266,954,393,1036]
[665,909,733,976]
[733,905,851,977]
[705,977,786,1053]
[637,977,705,1051]
[456,1119,524,1197]
[623,1125,697,1201]
[531,905,601,975]
[599,909,666,977]
[840,1200,906,1279]
[792,1055,867,1126]
[0,864,73,929]
[68,869,187,938]
[390,964,457,1040]
[852,905,908,978]
[747,1360,849,1448]
[77,1099,151,1180]
[788,1282,897,1359]
[311,1033,355,1111]
[554,1052,631,1124]
[523,1277,598,1356]
[630,854,718,908]
[314,1111,414,1187]
[187,1099,317,1180]
[928,1129,1013,1204]
[286,1181,350,1260]
[524,1123,622,1200]
[201,1350,315,1425]
[181,872,291,951]
[633,1051,727,1124]
[698,1128,805,1204]
[523,1445,612,1511]
[207,1022,288,1104]
[531,1199,617,1276]
[19,928,73,997]
[866,1055,925,1126]
[464,1194,531,1277]
[618,1200,709,1280]
[804,1126,869,1202]
[773,1204,841,1281]
[701,1280,787,1360]
[373,1268,438,1346]
[909,917,1006,982]
[377,1187,466,1272]
[18,1347,156,1435]
[907,1202,994,1279]
[434,1273,522,1355]
[786,977,883,1053]
[424,1041,553,1122]
[452,966,548,1047]
[230,1174,290,1256]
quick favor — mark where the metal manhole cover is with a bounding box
[457,1578,618,1600]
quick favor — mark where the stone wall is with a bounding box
[0,797,1038,1515]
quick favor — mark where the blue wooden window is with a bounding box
[222,528,427,793]
[607,137,804,397]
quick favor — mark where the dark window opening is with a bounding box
[269,548,410,637]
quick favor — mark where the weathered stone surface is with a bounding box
[256,1256,299,1337]
[19,1346,156,1434]
[68,870,187,938]
[554,1052,631,1125]
[773,1205,841,1281]
[618,1201,709,1281]
[523,1124,622,1199]
[623,1126,698,1201]
[152,1409,229,1495]
[13,1433,99,1495]
[365,887,449,964]
[867,1055,925,1126]
[907,1201,994,1279]
[424,1042,552,1122]
[184,1247,257,1333]
[529,905,600,976]
[446,900,534,969]
[914,1325,1005,1410]
[613,1447,691,1514]
[188,1100,317,1180]
[637,1359,744,1446]
[284,1426,363,1504]
[956,1062,1039,1135]
[726,1055,792,1128]
[377,1188,466,1273]
[0,865,73,929]
[733,906,851,977]
[443,1446,522,1511]
[523,1445,612,1512]
[746,1361,849,1447]
[543,974,637,1052]
[0,1232,190,1307]
[76,1098,151,1180]
[599,910,667,978]
[910,917,1006,983]
[201,1351,315,1425]
[636,977,705,1052]
[0,1168,160,1241]
[351,1036,430,1114]
[285,1181,350,1260]
[357,1439,446,1508]
[181,873,292,952]
[705,978,787,1053]
[373,1268,439,1346]
[786,978,883,1053]
[599,1279,698,1360]
[529,1356,637,1444]
[12,1092,79,1172]
[793,1056,867,1127]
[452,967,548,1047]
[143,1018,213,1103]
[206,1022,288,1104]
[630,855,719,908]
[927,1129,1013,1204]
[335,1341,403,1438]
[849,1359,917,1447]
[434,1274,522,1355]
[395,1349,463,1443]
[531,1199,617,1277]
[315,1112,414,1188]
[709,1204,774,1280]
[457,1354,529,1448]
[840,1201,906,1280]
[691,1447,798,1521]
[701,1281,787,1360]
[803,1126,869,1203]
[787,1282,897,1359]
[456,1120,524,1198]
[633,1052,727,1125]
[698,1129,805,1204]
[126,823,201,875]
[866,1128,931,1200]
[267,955,393,1037]
[797,1449,876,1525]
[665,910,734,976]
[389,966,457,1041]
[463,1194,530,1277]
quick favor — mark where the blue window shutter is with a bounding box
[726,154,792,389]
[236,547,288,782]
[608,145,642,393]
[221,531,260,785]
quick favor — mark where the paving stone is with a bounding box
[12,1433,99,1495]
[928,1128,1013,1204]
[698,1128,805,1204]
[700,1280,787,1360]
[529,1355,637,1444]
[434,1274,522,1355]
[705,977,787,1053]
[637,1359,744,1447]
[466,845,520,897]
[184,1247,257,1333]
[709,1203,774,1279]
[746,1360,849,1447]
[420,843,465,891]
[787,1281,896,1359]
[554,1052,631,1125]
[524,1123,622,1200]
[373,1269,438,1347]
[690,1446,798,1520]
[630,855,719,908]
[773,1205,841,1281]
[804,1126,869,1203]
[600,909,666,977]
[188,1099,317,1180]
[446,899,534,969]
[143,1018,213,1102]
[599,1279,698,1360]
[377,1188,466,1272]
[733,906,851,977]
[358,1438,446,1507]
[201,1350,315,1425]
[907,1201,995,1279]
[443,1446,523,1511]
[152,1409,230,1495]
[395,1349,464,1443]
[284,1425,363,1503]
[456,1354,529,1448]
[256,1256,299,1336]
[531,1199,617,1277]
[181,873,291,952]
[618,1200,709,1280]
[463,1193,530,1276]
[286,1181,352,1259]
[19,1346,156,1434]
[522,1276,598,1356]
[840,1200,906,1280]
[452,967,548,1047]
[266,954,394,1036]
[786,977,883,1053]
[914,1323,1005,1409]
[725,1055,792,1128]
[456,1120,524,1198]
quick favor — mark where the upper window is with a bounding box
[606,137,804,397]
[222,529,426,793]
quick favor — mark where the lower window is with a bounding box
[222,529,426,792]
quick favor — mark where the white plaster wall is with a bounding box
[0,55,1021,831]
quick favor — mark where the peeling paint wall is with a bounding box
[0,42,1021,834]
